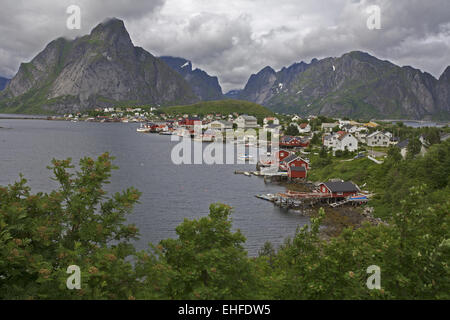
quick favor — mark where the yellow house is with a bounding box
[364,121,379,128]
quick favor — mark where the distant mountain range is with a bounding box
[224,90,243,100]
[236,52,450,120]
[0,77,10,91]
[159,56,222,101]
[0,17,448,119]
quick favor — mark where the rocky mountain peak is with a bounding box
[439,66,450,82]
[160,56,223,101]
[238,51,450,120]
[0,18,198,114]
[90,18,133,48]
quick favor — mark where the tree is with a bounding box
[135,203,263,300]
[310,133,322,145]
[407,137,422,158]
[387,146,402,162]
[284,124,300,136]
[269,188,449,299]
[423,127,441,146]
[0,153,141,299]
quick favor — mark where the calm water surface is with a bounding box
[0,119,309,255]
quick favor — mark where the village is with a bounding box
[52,106,449,214]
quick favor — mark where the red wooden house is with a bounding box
[280,154,310,171]
[280,136,310,148]
[288,166,307,179]
[318,181,359,198]
[275,149,292,162]
[179,117,202,127]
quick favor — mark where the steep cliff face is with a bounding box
[0,18,198,114]
[436,66,450,116]
[160,56,223,101]
[239,66,277,104]
[239,51,450,120]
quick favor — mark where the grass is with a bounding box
[161,99,274,120]
[308,157,379,186]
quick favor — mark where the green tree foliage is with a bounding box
[0,153,141,299]
[312,147,332,168]
[310,133,322,145]
[422,127,441,146]
[284,124,300,136]
[407,138,422,158]
[134,203,263,299]
[270,190,449,299]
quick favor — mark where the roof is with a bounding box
[282,154,299,163]
[367,131,389,139]
[266,124,281,129]
[396,139,409,149]
[212,120,232,126]
[338,132,356,141]
[239,115,257,121]
[364,121,379,128]
[441,133,450,141]
[299,123,309,129]
[322,181,359,193]
[322,123,338,128]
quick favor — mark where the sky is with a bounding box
[0,0,449,92]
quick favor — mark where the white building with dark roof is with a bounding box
[367,131,390,147]
[235,115,258,129]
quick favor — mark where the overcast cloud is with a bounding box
[0,0,449,91]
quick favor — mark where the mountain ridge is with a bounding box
[0,18,198,114]
[159,56,223,101]
[237,51,450,120]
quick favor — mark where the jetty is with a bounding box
[255,180,370,209]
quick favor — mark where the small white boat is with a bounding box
[239,154,254,160]
[137,124,150,133]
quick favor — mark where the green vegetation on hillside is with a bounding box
[161,99,274,120]
[308,140,450,220]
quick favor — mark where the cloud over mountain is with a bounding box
[1,0,449,92]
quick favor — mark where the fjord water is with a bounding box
[0,119,309,255]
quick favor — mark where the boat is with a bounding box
[238,154,254,160]
[137,124,150,133]
[159,131,173,135]
[255,194,276,201]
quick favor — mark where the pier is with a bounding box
[255,190,369,209]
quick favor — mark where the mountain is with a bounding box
[224,89,242,99]
[0,18,198,114]
[0,77,10,91]
[238,51,450,120]
[160,56,223,101]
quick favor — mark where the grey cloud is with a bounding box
[0,0,163,77]
[0,0,449,92]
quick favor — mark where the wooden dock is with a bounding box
[255,190,369,209]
